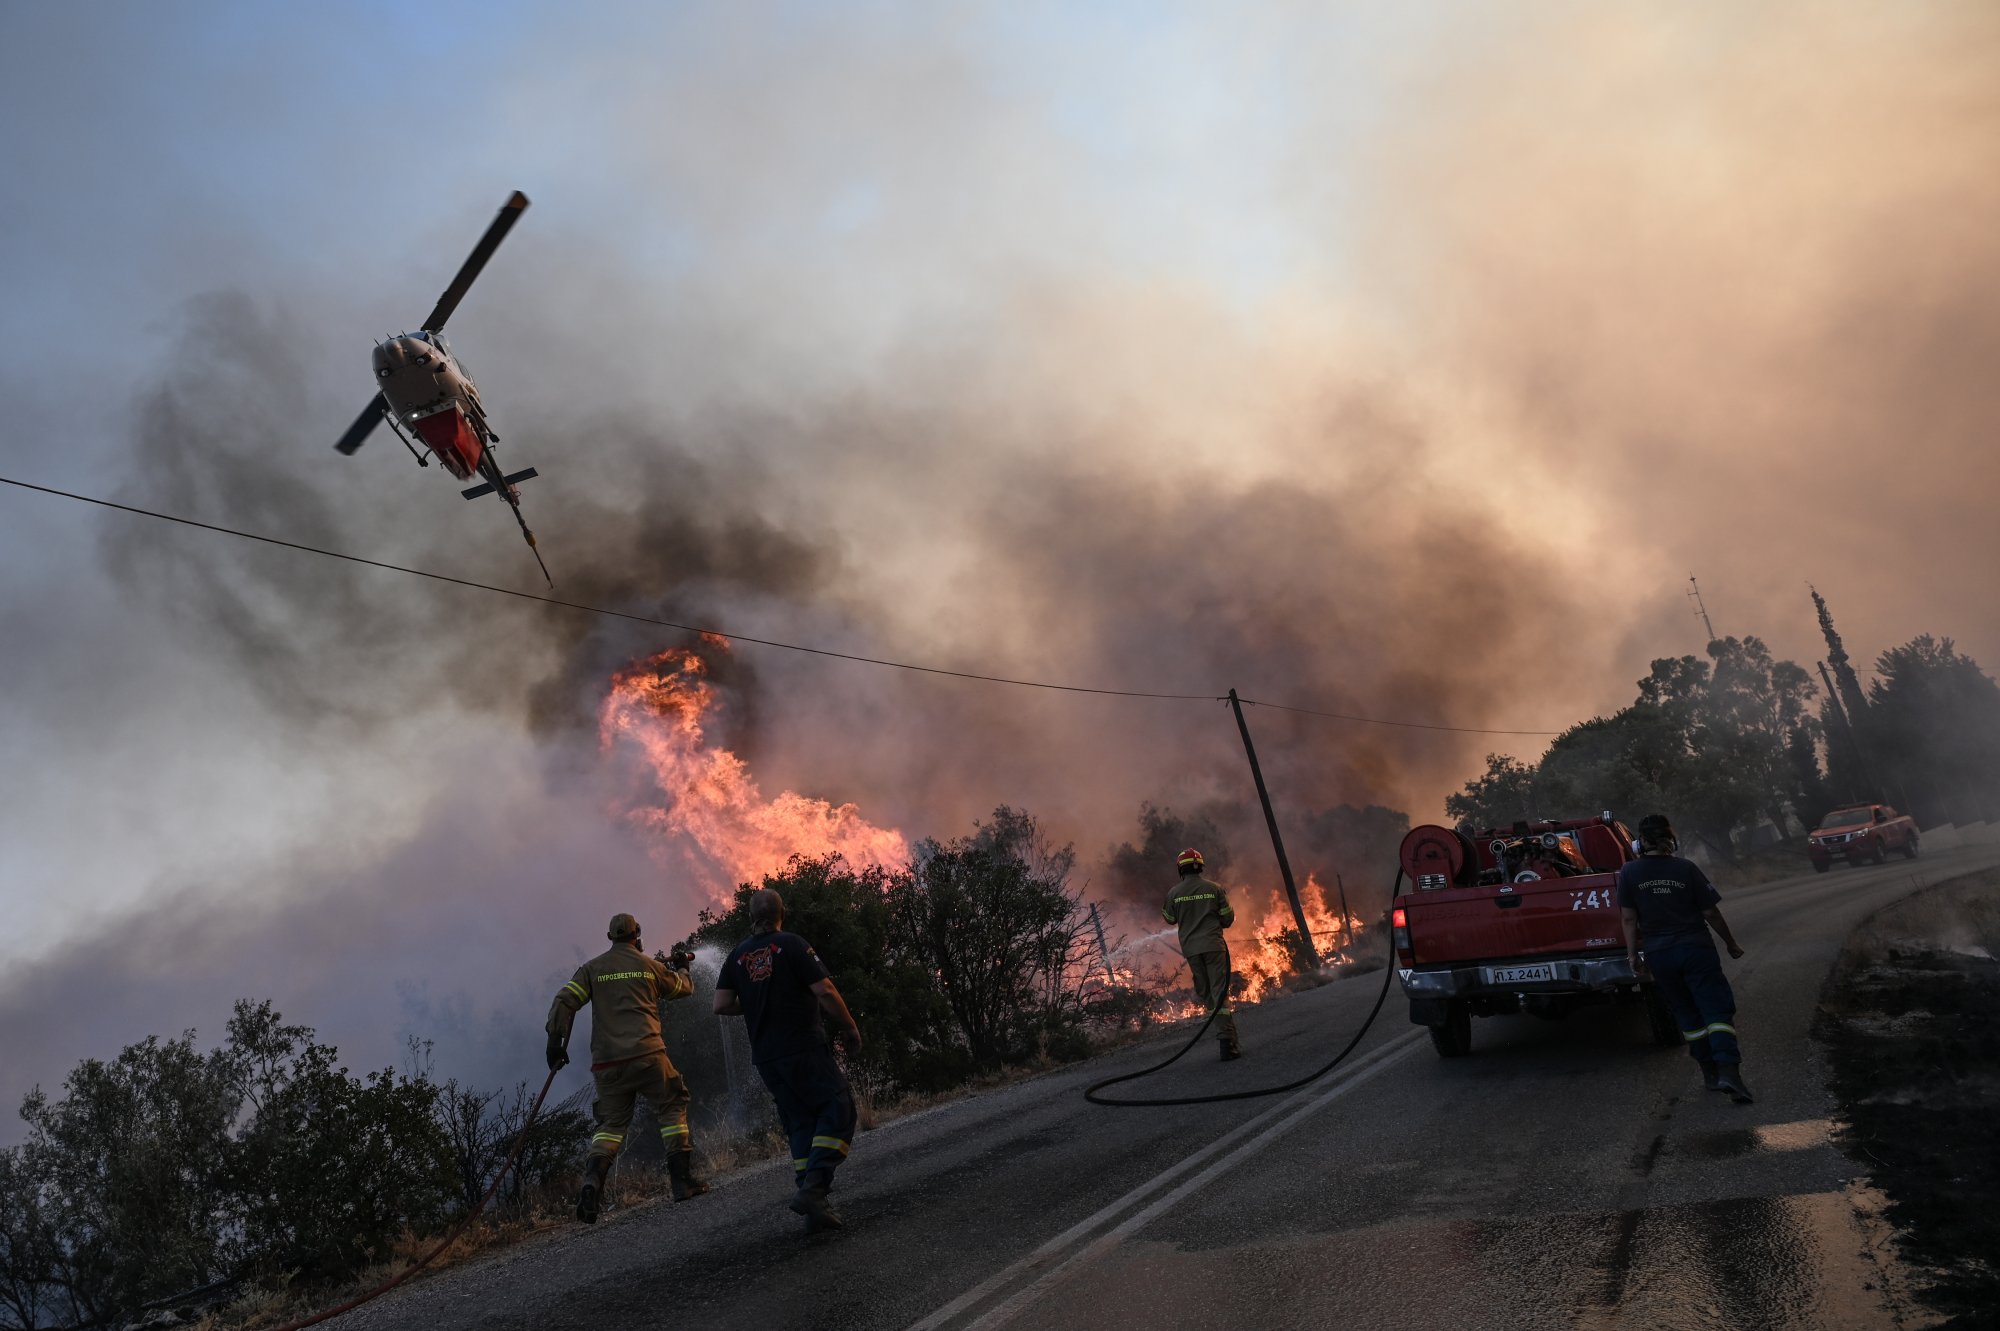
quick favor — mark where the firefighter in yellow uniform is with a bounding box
[546,913,709,1222]
[1165,848,1242,1060]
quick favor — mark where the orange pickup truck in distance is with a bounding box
[1392,814,1684,1057]
[1807,803,1920,871]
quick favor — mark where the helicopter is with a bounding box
[332,190,551,585]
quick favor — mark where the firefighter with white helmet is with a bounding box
[1164,848,1242,1060]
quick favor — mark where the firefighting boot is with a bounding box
[789,1169,844,1232]
[1700,1061,1723,1092]
[1714,1065,1755,1105]
[577,1156,611,1224]
[668,1149,709,1202]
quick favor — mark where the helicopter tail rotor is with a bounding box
[421,191,530,334]
[334,393,388,455]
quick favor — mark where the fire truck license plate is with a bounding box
[1485,963,1556,984]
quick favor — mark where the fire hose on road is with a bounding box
[1082,871,1402,1108]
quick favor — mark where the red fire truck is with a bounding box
[1392,815,1683,1057]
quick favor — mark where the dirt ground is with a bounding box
[1816,867,2000,1330]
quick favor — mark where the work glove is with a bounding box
[665,945,696,973]
[546,1038,569,1072]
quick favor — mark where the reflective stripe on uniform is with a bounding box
[810,1135,850,1155]
[793,1158,810,1173]
[562,980,588,1002]
[591,1132,625,1148]
[659,1124,689,1139]
[1681,1022,1736,1041]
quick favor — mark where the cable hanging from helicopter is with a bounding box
[331,190,552,586]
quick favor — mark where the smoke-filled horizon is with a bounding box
[2,2,1995,1123]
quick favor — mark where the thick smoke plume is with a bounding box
[8,2,1997,1114]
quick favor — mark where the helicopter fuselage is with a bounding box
[371,331,490,481]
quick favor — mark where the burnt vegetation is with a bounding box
[1817,873,2000,1328]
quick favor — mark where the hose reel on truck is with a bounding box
[1392,815,1683,1056]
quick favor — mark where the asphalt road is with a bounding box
[342,844,1998,1331]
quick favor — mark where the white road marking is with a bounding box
[903,1029,1425,1331]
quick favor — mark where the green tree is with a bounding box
[1446,639,1832,863]
[1868,636,2000,824]
[688,854,959,1093]
[888,808,1094,1069]
[13,1031,240,1323]
[1444,753,1539,827]
[1701,637,1822,839]
[0,1146,67,1330]
[225,1001,455,1285]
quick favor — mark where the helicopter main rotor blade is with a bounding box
[420,190,530,333]
[334,393,388,455]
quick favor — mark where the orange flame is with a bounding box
[1228,875,1366,1004]
[598,643,1365,1015]
[600,645,909,902]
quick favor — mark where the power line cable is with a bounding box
[0,474,1561,735]
[1230,696,1557,737]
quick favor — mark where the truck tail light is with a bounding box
[1392,906,1412,963]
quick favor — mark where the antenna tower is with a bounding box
[1687,575,1717,643]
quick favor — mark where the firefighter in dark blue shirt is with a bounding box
[714,888,864,1232]
[1617,813,1753,1103]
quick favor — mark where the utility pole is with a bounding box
[1687,575,1717,645]
[1227,689,1317,971]
[1334,872,1354,951]
[1088,902,1115,984]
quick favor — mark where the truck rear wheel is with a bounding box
[1643,985,1683,1047]
[1429,1001,1472,1057]
[1903,834,1920,859]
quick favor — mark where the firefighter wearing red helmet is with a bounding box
[1164,848,1242,1060]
